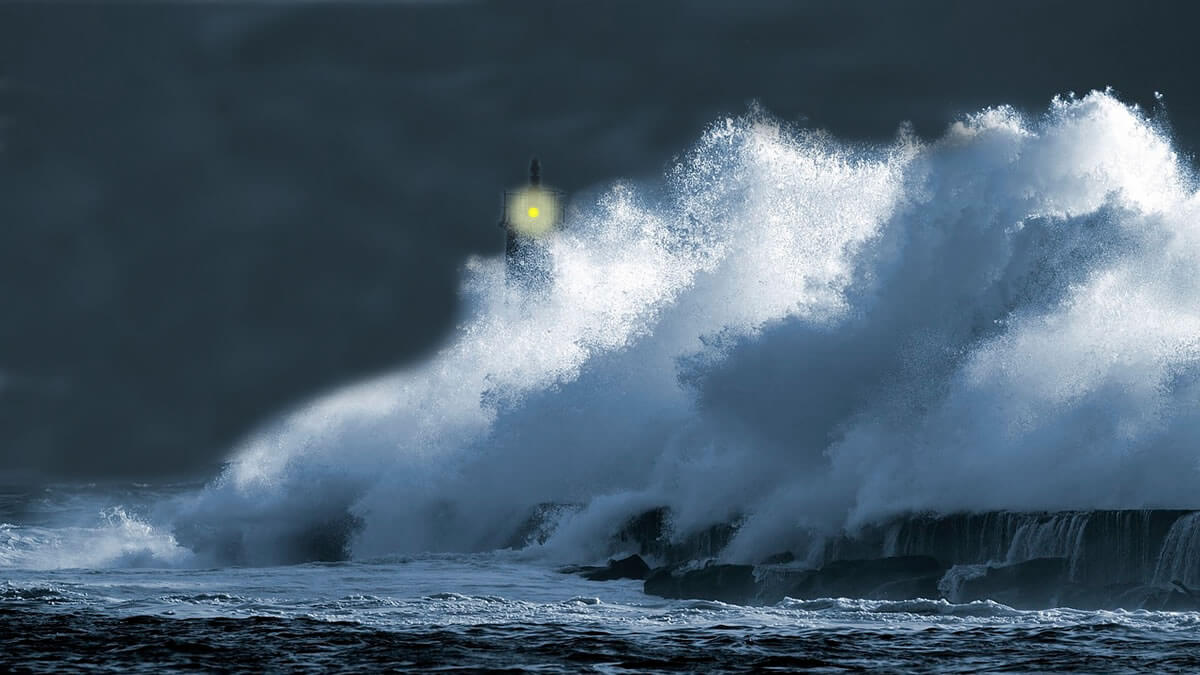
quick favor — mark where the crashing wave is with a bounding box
[149,90,1200,568]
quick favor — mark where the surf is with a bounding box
[71,89,1200,570]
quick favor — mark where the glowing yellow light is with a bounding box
[506,187,560,238]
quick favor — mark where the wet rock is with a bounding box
[626,508,1200,609]
[644,564,758,604]
[755,567,816,605]
[614,508,669,556]
[642,566,679,598]
[1143,582,1200,611]
[871,573,943,600]
[583,554,651,581]
[956,557,1067,609]
[645,556,947,605]
[788,556,946,600]
[760,551,795,565]
[557,564,605,576]
[613,507,740,565]
[1056,582,1140,610]
[507,502,582,549]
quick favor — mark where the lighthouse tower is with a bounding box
[499,158,562,289]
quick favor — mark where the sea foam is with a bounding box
[171,90,1200,566]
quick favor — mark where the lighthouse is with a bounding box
[499,158,563,289]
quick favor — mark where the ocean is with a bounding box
[6,3,1200,671]
[4,486,1200,673]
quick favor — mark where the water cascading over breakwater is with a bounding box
[170,90,1200,571]
[811,510,1193,587]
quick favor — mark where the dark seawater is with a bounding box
[3,492,1200,675]
[5,572,1200,673]
[4,610,1200,673]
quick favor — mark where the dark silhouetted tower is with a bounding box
[499,158,561,291]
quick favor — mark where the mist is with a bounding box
[168,92,1200,567]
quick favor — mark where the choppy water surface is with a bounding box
[3,554,1200,673]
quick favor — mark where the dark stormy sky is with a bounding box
[1,1,1198,481]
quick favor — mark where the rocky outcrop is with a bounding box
[759,551,795,565]
[582,554,651,581]
[790,556,945,602]
[507,502,582,549]
[611,507,738,565]
[531,505,1200,609]
[647,556,946,605]
[644,564,758,604]
[864,510,1190,587]
[952,557,1068,609]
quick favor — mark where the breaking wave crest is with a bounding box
[1,507,188,569]
[165,90,1200,566]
